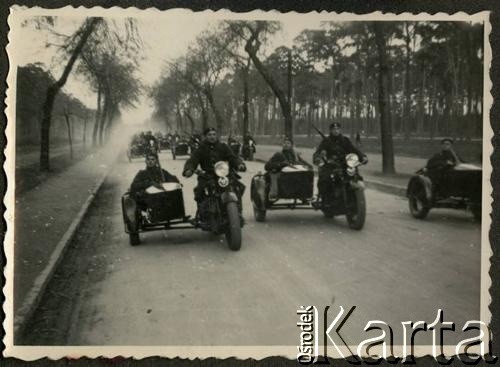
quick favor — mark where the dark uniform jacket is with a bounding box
[426,150,459,172]
[183,140,242,174]
[313,134,366,163]
[130,167,179,194]
[265,149,311,172]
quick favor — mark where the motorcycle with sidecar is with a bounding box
[229,141,241,156]
[159,135,170,150]
[121,161,245,250]
[172,140,190,160]
[250,153,366,230]
[406,162,482,220]
[242,139,256,161]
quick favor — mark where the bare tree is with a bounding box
[39,17,102,170]
[373,22,396,174]
[62,105,73,160]
[225,21,293,138]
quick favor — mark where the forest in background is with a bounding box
[151,21,483,142]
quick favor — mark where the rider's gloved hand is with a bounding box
[238,163,247,172]
[361,156,369,164]
[183,170,193,178]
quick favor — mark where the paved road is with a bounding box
[24,152,481,347]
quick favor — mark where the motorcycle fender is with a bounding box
[349,180,365,191]
[407,175,433,201]
[221,191,238,204]
[122,194,138,233]
[251,175,267,209]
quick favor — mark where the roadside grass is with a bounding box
[15,145,91,196]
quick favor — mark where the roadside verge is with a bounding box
[11,152,115,341]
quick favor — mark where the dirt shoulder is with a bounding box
[13,150,114,317]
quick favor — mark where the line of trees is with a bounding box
[16,64,93,154]
[19,16,143,171]
[150,20,483,173]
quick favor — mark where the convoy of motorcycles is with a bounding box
[123,130,482,251]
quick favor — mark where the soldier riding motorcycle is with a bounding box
[183,127,246,250]
[242,132,256,161]
[313,122,368,229]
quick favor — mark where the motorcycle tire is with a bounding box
[253,203,266,222]
[225,201,242,251]
[129,233,140,246]
[346,189,366,230]
[408,182,431,219]
[322,209,334,219]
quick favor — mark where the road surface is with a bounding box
[22,151,482,348]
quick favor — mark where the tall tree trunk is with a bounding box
[287,48,293,138]
[83,115,87,149]
[195,91,208,131]
[40,17,100,171]
[204,88,224,133]
[175,104,183,133]
[241,57,250,136]
[185,110,196,133]
[373,22,396,174]
[403,22,412,140]
[417,65,426,135]
[63,111,73,160]
[244,35,292,139]
[98,91,108,146]
[92,82,101,147]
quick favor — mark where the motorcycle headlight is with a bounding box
[346,153,359,168]
[218,177,229,187]
[214,161,229,177]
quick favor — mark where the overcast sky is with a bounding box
[15,13,322,125]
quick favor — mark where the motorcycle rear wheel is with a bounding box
[408,182,431,219]
[129,233,140,246]
[322,209,334,218]
[225,202,242,251]
[346,189,366,230]
[253,203,266,222]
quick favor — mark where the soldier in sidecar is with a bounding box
[407,138,481,220]
[251,137,314,222]
[122,153,182,246]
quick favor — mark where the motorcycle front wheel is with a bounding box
[346,189,366,230]
[225,201,242,251]
[408,182,431,219]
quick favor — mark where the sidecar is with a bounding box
[159,137,170,150]
[126,142,146,162]
[230,142,241,156]
[250,166,314,222]
[173,140,190,159]
[121,183,193,246]
[407,163,482,220]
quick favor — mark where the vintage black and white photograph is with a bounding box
[3,6,493,361]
